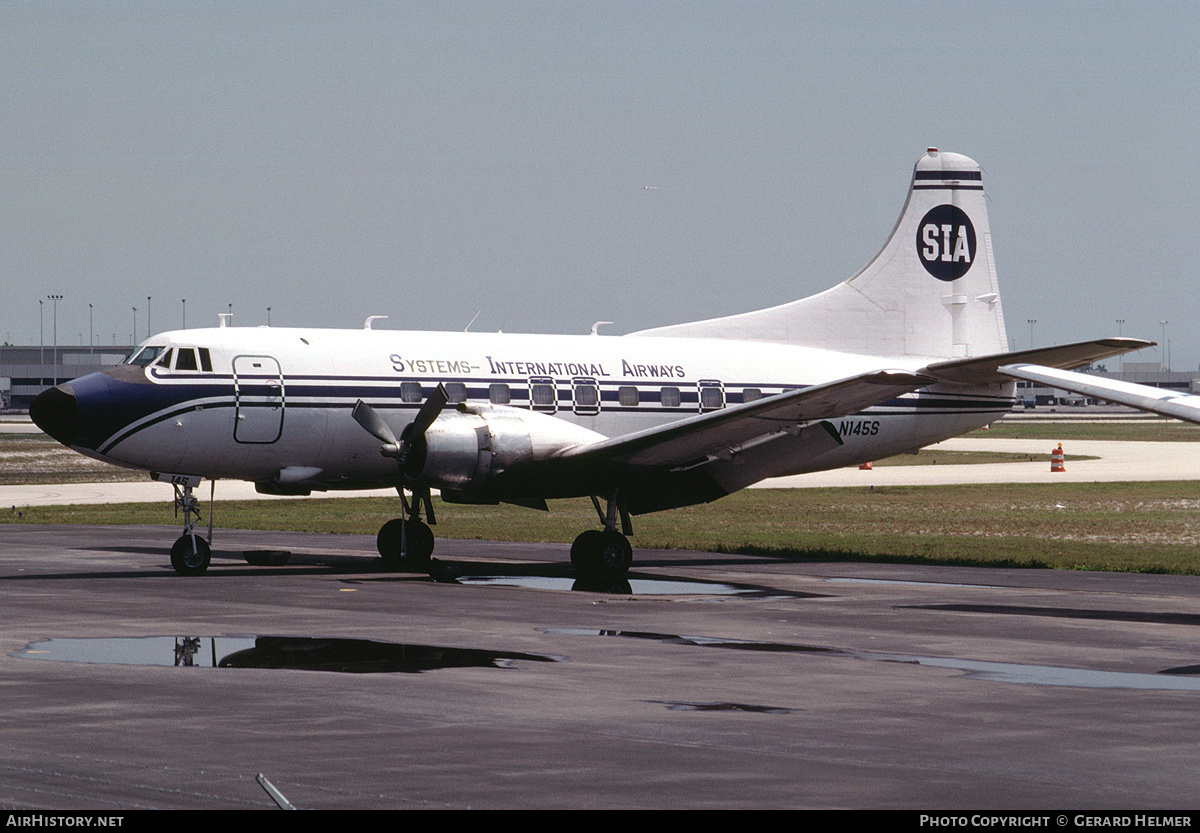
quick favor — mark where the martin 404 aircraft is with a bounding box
[31,148,1166,578]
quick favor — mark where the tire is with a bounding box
[377,518,434,567]
[595,529,633,576]
[570,529,632,578]
[570,529,605,573]
[170,534,211,576]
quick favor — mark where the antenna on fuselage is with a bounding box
[364,316,388,330]
[217,314,232,328]
[590,321,614,336]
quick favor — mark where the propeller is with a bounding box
[352,383,448,476]
[351,383,449,527]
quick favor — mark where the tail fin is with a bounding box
[633,149,1009,359]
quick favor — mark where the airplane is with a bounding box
[29,148,1159,578]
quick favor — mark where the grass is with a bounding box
[975,418,1200,442]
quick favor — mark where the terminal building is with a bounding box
[1,344,133,410]
[1003,362,1199,408]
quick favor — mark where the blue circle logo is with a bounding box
[916,205,976,281]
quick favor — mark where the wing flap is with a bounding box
[1000,364,1200,425]
[555,369,930,469]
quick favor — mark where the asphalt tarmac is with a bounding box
[5,524,1200,810]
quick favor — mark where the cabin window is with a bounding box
[660,386,681,408]
[445,382,467,403]
[573,378,600,415]
[197,348,213,372]
[175,348,198,371]
[400,382,423,403]
[618,386,640,407]
[530,377,557,413]
[742,388,762,403]
[698,381,724,412]
[489,383,511,405]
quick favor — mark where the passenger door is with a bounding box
[233,355,284,443]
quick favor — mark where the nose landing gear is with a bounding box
[166,475,213,576]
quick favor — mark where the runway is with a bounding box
[4,525,1200,809]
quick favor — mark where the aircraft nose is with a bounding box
[30,383,77,447]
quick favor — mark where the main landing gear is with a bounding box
[376,486,437,568]
[168,476,213,576]
[570,491,634,578]
[373,486,635,580]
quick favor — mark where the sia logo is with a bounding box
[916,204,976,281]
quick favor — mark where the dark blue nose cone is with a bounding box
[30,383,77,447]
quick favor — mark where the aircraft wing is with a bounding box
[924,338,1154,385]
[999,364,1200,425]
[553,368,931,469]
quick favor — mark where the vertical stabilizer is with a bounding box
[632,149,1009,359]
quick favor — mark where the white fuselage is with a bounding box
[88,326,1013,497]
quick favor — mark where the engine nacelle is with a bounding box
[408,404,605,493]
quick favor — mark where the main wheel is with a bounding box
[376,518,435,567]
[570,529,604,573]
[570,529,632,578]
[170,534,212,576]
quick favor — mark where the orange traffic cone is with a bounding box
[1051,443,1065,473]
[859,461,873,470]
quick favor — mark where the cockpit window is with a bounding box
[128,346,165,367]
[153,348,174,368]
[175,348,198,371]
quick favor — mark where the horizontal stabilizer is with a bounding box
[924,338,1154,385]
[1000,364,1200,425]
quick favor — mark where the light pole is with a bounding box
[47,294,63,386]
[1027,318,1037,349]
[1116,319,1124,372]
[182,298,186,329]
[1160,320,1169,371]
[147,296,151,336]
[133,307,137,344]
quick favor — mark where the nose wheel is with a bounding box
[171,534,212,576]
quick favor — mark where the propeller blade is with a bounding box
[410,383,449,437]
[351,400,398,446]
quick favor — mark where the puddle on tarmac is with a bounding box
[547,628,1200,691]
[17,635,559,674]
[650,700,803,714]
[827,578,999,590]
[544,628,838,654]
[454,574,791,598]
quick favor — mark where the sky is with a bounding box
[3,1,1198,370]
